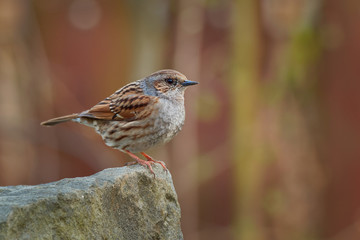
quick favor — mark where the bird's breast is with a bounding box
[154,98,185,143]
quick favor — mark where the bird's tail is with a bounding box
[41,113,79,126]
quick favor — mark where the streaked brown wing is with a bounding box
[79,82,157,121]
[109,94,155,120]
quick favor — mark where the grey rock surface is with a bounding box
[0,163,183,240]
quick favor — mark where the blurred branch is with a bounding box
[230,0,263,239]
[231,0,325,239]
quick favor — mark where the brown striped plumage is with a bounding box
[41,69,198,175]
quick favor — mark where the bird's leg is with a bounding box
[124,150,155,177]
[140,152,168,171]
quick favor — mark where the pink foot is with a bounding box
[124,150,155,177]
[141,152,168,172]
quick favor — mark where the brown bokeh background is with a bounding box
[1,0,360,239]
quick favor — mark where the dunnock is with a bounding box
[41,69,198,174]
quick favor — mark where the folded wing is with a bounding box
[79,82,158,121]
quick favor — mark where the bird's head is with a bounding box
[144,69,198,101]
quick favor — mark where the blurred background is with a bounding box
[1,0,360,239]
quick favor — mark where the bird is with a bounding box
[41,69,198,175]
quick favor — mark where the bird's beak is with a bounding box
[181,80,199,86]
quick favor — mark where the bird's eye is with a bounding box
[165,78,177,85]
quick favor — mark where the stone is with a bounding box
[0,163,183,240]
